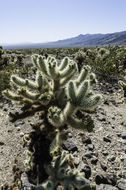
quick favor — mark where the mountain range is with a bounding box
[2,31,126,49]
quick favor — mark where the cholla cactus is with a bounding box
[3,55,101,127]
[36,151,96,190]
[97,47,110,59]
[119,80,126,97]
[74,50,87,71]
[3,55,101,189]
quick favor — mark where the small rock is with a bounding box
[82,151,93,159]
[98,116,106,122]
[121,134,126,139]
[116,133,122,137]
[108,156,116,162]
[117,179,126,190]
[93,151,98,157]
[102,151,109,156]
[87,144,94,151]
[81,135,92,144]
[80,164,91,179]
[73,157,80,166]
[63,139,78,152]
[15,120,25,127]
[104,100,109,105]
[97,184,118,190]
[100,163,107,171]
[3,108,8,111]
[103,137,111,143]
[0,142,5,146]
[120,154,126,161]
[16,127,20,131]
[95,173,117,186]
[112,116,115,120]
[20,132,24,137]
[68,132,72,138]
[91,158,98,165]
[8,129,13,133]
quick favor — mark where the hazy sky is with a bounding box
[0,0,126,44]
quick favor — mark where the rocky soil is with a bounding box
[0,82,126,190]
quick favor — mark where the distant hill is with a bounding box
[2,31,126,49]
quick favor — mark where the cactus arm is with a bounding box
[76,66,91,85]
[50,131,68,155]
[55,88,67,107]
[66,116,93,131]
[51,79,60,92]
[66,76,102,111]
[3,89,23,101]
[67,116,84,130]
[11,75,39,91]
[11,75,26,87]
[35,71,43,88]
[60,69,77,87]
[25,79,38,90]
[58,57,69,71]
[37,56,49,76]
[59,64,71,78]
[76,80,89,104]
[63,102,76,119]
[79,93,102,110]
[32,54,39,69]
[48,58,58,79]
[17,88,40,100]
[59,61,77,78]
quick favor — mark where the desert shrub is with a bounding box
[0,49,30,94]
[73,46,126,83]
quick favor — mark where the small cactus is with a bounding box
[35,151,96,190]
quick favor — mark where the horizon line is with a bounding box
[1,30,126,46]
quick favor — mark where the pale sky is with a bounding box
[0,0,126,44]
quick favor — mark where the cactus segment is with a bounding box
[36,71,43,88]
[80,94,102,110]
[18,88,39,100]
[38,92,51,105]
[11,75,26,87]
[3,89,23,101]
[76,80,89,104]
[76,66,91,84]
[47,57,58,79]
[59,57,69,71]
[67,116,94,132]
[60,68,77,86]
[38,56,49,76]
[67,81,77,104]
[47,106,65,127]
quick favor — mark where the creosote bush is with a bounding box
[3,54,102,190]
